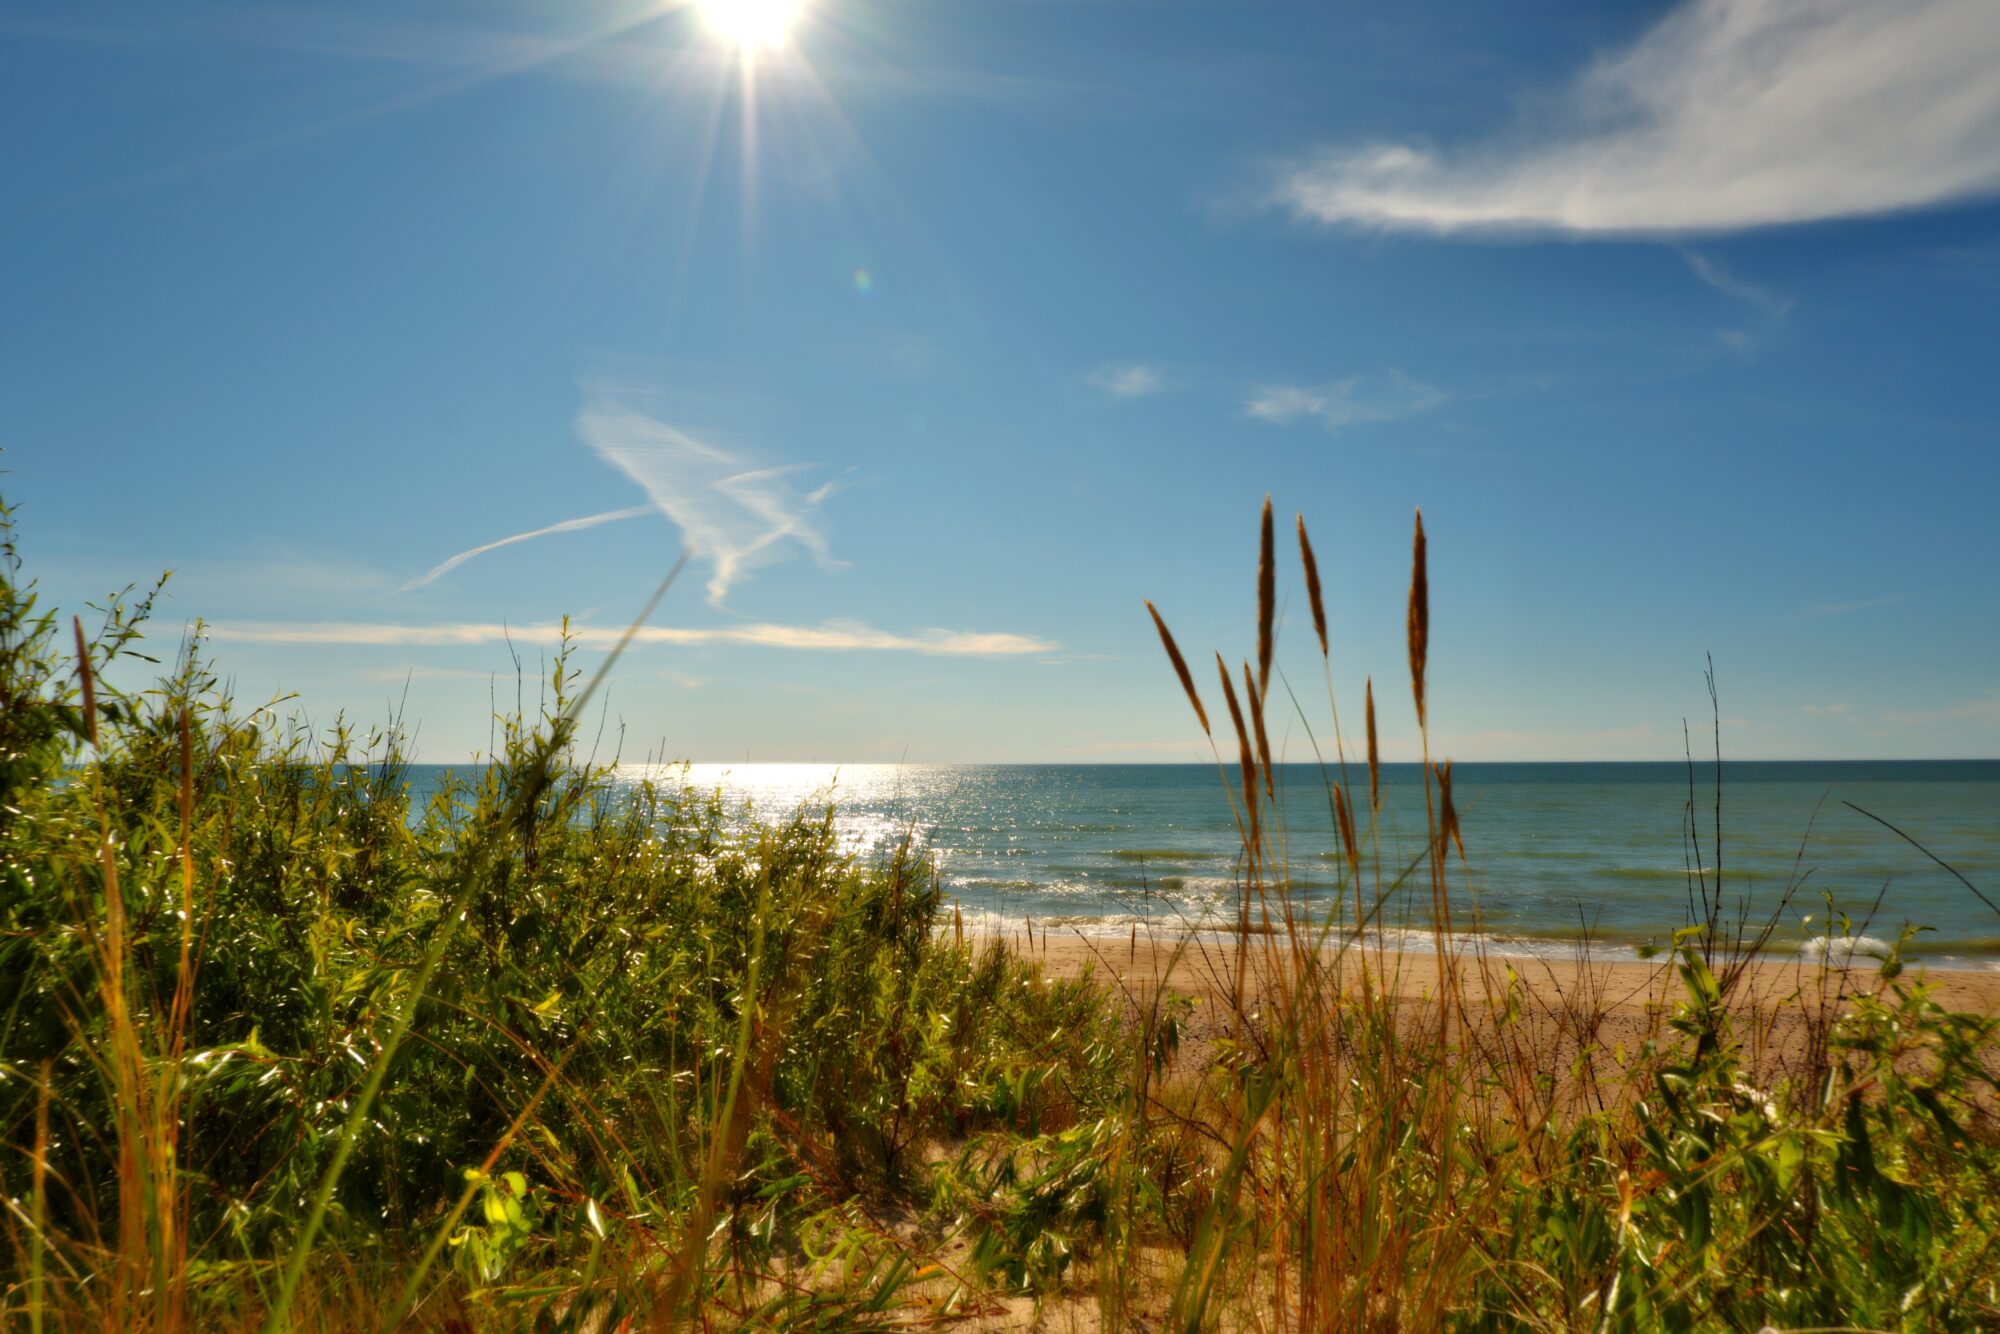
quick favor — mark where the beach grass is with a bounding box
[3,486,1999,1330]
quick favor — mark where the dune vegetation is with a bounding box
[3,487,1998,1331]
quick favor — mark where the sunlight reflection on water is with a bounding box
[564,762,2000,966]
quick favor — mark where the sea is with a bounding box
[407,761,2000,969]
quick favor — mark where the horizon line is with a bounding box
[390,755,2000,768]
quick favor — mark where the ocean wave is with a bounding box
[942,875,1046,895]
[939,910,1656,962]
[1798,934,1894,965]
[934,910,2000,971]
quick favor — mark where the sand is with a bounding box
[981,924,2000,1085]
[918,930,2000,1329]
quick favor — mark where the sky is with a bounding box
[6,0,1999,763]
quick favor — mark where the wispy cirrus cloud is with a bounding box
[206,619,1057,657]
[1246,371,1446,432]
[1086,362,1167,398]
[1679,248,1793,361]
[1879,692,2000,729]
[356,666,502,683]
[1802,593,1910,617]
[579,387,844,607]
[1274,0,2000,236]
[1714,328,1758,359]
[1679,249,1793,319]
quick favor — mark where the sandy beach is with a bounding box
[987,924,2000,1085]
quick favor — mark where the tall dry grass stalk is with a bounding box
[1144,499,1622,1324]
[1146,600,1209,738]
[1332,783,1358,880]
[1296,512,1351,785]
[1438,758,1465,861]
[29,1062,51,1334]
[1256,496,1275,698]
[1215,654,1258,852]
[1406,508,1428,732]
[1363,677,1379,812]
[1243,663,1275,801]
[70,616,188,1332]
[1296,514,1326,659]
[1213,653,1261,1018]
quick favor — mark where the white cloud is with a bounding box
[1274,0,2000,236]
[1086,362,1166,398]
[206,618,1058,657]
[578,388,844,607]
[1246,371,1447,431]
[1879,693,2000,728]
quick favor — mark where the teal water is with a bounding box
[412,761,2000,968]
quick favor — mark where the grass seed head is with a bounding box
[1146,601,1210,737]
[1257,495,1275,695]
[1297,514,1327,659]
[1407,508,1428,730]
[72,617,98,748]
[1365,676,1380,811]
[1334,783,1359,878]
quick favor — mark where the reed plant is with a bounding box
[1083,498,2000,1330]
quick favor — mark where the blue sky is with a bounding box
[7,0,1999,762]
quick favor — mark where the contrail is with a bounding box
[399,505,655,591]
[403,388,842,602]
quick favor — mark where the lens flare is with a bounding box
[853,268,873,296]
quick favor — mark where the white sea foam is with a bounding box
[1799,934,1894,966]
[936,908,1668,964]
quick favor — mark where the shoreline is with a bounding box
[973,925,2000,1016]
[982,927,2000,1091]
[949,909,2000,974]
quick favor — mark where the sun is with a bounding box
[698,0,803,52]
